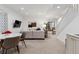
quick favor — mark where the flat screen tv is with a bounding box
[13,20,21,28]
[28,22,36,28]
[28,24,32,28]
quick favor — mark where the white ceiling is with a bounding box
[2,4,73,21]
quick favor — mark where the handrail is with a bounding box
[56,7,70,26]
[67,34,79,40]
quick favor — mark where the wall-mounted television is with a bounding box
[28,24,32,28]
[28,22,36,28]
[13,20,21,28]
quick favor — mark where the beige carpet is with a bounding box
[19,31,65,54]
[0,31,65,54]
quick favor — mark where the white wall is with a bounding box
[57,13,79,44]
[56,7,77,35]
[0,5,24,33]
[0,5,49,32]
[21,15,49,31]
[56,5,78,36]
[7,10,23,32]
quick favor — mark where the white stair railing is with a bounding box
[65,34,79,54]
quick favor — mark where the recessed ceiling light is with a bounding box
[57,6,60,8]
[21,8,24,10]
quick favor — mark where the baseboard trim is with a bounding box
[24,38,45,40]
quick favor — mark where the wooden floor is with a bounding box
[0,31,65,54]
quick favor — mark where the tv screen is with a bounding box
[13,20,21,28]
[28,24,32,28]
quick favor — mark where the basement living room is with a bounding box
[0,4,78,54]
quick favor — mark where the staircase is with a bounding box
[56,4,78,36]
